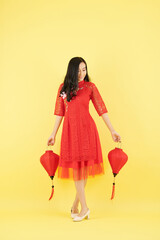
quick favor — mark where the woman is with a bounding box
[47,57,121,221]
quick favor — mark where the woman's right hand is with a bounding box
[47,134,56,146]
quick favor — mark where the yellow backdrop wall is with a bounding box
[0,0,160,239]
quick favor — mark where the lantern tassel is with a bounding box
[111,177,116,200]
[49,185,54,200]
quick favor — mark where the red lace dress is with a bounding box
[54,79,108,181]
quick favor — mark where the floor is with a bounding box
[1,198,159,240]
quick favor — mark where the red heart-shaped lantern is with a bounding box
[108,143,128,200]
[40,148,59,200]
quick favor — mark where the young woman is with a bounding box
[47,57,121,221]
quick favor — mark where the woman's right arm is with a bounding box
[48,83,65,145]
[47,116,63,145]
[51,115,64,137]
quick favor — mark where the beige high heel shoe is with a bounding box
[73,208,90,222]
[71,208,79,218]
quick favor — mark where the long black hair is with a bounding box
[60,57,91,102]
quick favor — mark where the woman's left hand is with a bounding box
[111,130,121,142]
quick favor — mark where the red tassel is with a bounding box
[111,176,116,200]
[111,182,115,200]
[49,185,54,200]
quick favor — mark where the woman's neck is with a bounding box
[78,79,84,83]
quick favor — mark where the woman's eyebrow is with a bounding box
[79,67,86,70]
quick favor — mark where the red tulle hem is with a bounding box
[57,162,105,181]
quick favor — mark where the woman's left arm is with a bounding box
[101,113,121,142]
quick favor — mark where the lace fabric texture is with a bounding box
[53,81,108,180]
[90,83,108,116]
[54,83,65,116]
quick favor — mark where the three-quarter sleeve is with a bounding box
[54,83,65,116]
[90,83,108,116]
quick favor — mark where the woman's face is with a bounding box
[78,62,86,81]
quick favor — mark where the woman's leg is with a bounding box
[72,178,87,212]
[74,178,89,216]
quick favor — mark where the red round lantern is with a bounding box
[108,142,128,200]
[40,147,59,200]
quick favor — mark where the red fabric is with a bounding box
[40,150,59,176]
[54,80,108,181]
[108,148,128,174]
[108,148,128,200]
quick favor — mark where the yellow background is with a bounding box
[0,0,160,239]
